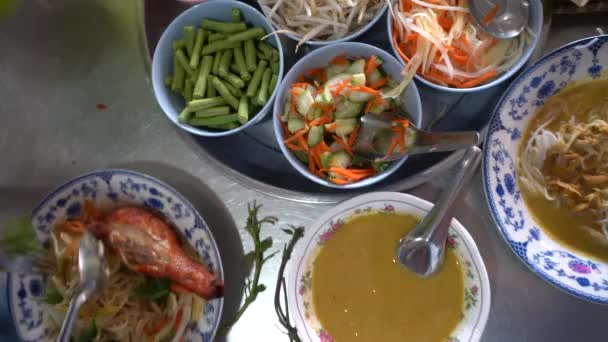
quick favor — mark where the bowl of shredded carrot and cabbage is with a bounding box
[387,0,543,92]
[272,42,422,189]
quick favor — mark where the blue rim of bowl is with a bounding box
[482,34,608,304]
[272,42,422,189]
[6,169,225,339]
[151,0,285,137]
[277,4,388,46]
[386,0,543,93]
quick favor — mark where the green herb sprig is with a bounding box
[218,201,278,335]
[275,226,305,342]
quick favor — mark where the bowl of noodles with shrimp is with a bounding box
[483,35,608,303]
[387,0,543,92]
[6,169,224,342]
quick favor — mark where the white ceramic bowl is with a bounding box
[7,170,224,341]
[483,35,608,303]
[260,3,387,46]
[288,192,491,341]
[387,0,543,93]
[152,0,284,137]
[272,42,422,189]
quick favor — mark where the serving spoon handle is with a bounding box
[396,146,482,277]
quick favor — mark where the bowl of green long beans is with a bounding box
[152,0,284,137]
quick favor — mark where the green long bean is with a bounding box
[201,40,240,56]
[233,45,251,81]
[183,26,195,56]
[193,55,213,98]
[195,106,231,118]
[227,28,265,42]
[254,68,272,106]
[189,114,239,126]
[201,19,247,34]
[246,60,268,98]
[189,28,206,69]
[237,95,249,124]
[186,96,227,111]
[244,40,257,72]
[212,77,240,109]
[218,49,233,76]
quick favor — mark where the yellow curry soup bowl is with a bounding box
[288,192,491,342]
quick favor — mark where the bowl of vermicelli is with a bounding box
[388,0,543,92]
[258,0,387,49]
[7,170,224,342]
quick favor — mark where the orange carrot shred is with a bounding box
[365,55,378,75]
[370,78,388,89]
[458,70,497,88]
[348,125,360,147]
[330,54,349,65]
[332,135,352,155]
[483,4,499,25]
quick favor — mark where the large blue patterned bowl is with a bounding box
[483,35,608,303]
[6,170,224,341]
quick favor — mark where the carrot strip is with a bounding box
[173,309,184,333]
[284,128,308,144]
[365,55,378,75]
[319,140,331,153]
[297,134,309,152]
[348,125,360,147]
[286,142,304,151]
[325,122,338,132]
[392,25,410,63]
[348,86,380,95]
[384,137,400,159]
[330,54,349,65]
[483,4,499,25]
[144,317,172,336]
[332,135,352,155]
[329,167,375,180]
[309,116,332,126]
[458,70,497,88]
[370,78,388,89]
[330,177,350,185]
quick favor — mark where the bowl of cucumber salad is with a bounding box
[272,42,422,189]
[152,0,284,137]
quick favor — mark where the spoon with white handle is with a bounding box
[57,230,107,342]
[395,146,482,277]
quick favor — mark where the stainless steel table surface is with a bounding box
[0,1,607,341]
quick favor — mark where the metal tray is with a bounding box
[143,0,535,203]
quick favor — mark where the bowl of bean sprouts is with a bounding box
[258,0,388,49]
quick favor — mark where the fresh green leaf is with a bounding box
[132,277,171,300]
[1,216,40,256]
[76,319,97,342]
[259,237,273,251]
[373,161,389,173]
[42,285,63,304]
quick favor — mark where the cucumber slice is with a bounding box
[351,73,366,86]
[297,89,314,116]
[368,68,383,85]
[335,100,363,119]
[347,59,365,75]
[348,90,374,103]
[307,126,324,147]
[321,151,332,169]
[288,116,305,133]
[307,106,322,120]
[327,63,350,78]
[326,73,352,88]
[336,118,357,137]
[293,150,309,163]
[318,85,332,104]
[330,151,352,168]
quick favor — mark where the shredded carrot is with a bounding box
[333,81,350,97]
[365,55,378,75]
[319,140,331,153]
[297,134,309,152]
[330,177,350,185]
[173,309,184,333]
[332,135,352,155]
[458,70,497,88]
[309,116,332,126]
[348,125,360,147]
[369,78,388,89]
[329,167,375,180]
[330,54,349,65]
[144,317,172,336]
[283,128,308,144]
[296,75,307,83]
[483,4,499,25]
[286,142,304,151]
[349,86,380,95]
[325,122,338,132]
[364,98,375,113]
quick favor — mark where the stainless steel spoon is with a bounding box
[395,146,482,277]
[468,0,529,39]
[57,230,107,342]
[352,113,479,161]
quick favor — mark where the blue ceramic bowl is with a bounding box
[272,42,422,189]
[483,35,608,303]
[387,0,543,93]
[7,169,224,341]
[152,0,284,137]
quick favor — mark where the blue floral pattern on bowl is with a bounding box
[483,35,608,303]
[288,192,491,342]
[6,170,224,341]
